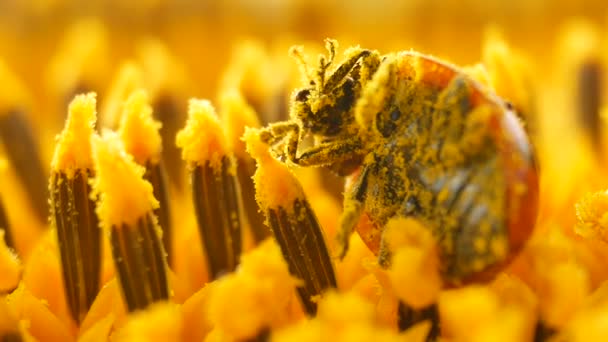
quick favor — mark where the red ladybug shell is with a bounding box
[347,52,538,284]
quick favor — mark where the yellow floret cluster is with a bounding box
[1,4,608,342]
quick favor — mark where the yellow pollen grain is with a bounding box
[243,128,304,211]
[92,132,158,229]
[383,217,441,309]
[208,239,298,340]
[273,291,413,342]
[473,237,488,253]
[51,93,97,175]
[118,90,162,165]
[176,99,229,169]
[490,236,508,260]
[221,90,261,158]
[575,190,608,243]
[113,302,183,342]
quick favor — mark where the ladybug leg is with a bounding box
[294,137,363,167]
[258,121,299,145]
[257,121,300,161]
[336,165,370,259]
[323,48,378,92]
[377,229,393,268]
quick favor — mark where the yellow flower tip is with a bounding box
[490,274,538,314]
[471,307,533,342]
[79,278,126,336]
[481,32,533,116]
[274,292,415,342]
[575,190,608,243]
[137,38,189,97]
[113,302,182,342]
[99,62,144,129]
[383,217,441,309]
[0,296,22,339]
[118,89,163,165]
[46,18,109,97]
[538,260,590,329]
[559,285,608,342]
[208,239,298,340]
[6,284,74,342]
[0,60,30,115]
[181,284,214,342]
[51,92,97,174]
[557,19,602,63]
[0,229,20,293]
[439,286,501,339]
[242,127,270,163]
[463,63,491,87]
[316,291,374,325]
[221,41,274,101]
[243,128,304,210]
[176,99,229,169]
[92,131,158,229]
[78,314,114,342]
[221,89,261,158]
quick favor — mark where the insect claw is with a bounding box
[257,129,274,144]
[335,231,350,260]
[324,38,337,66]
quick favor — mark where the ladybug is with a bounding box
[258,39,538,284]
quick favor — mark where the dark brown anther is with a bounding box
[577,60,603,154]
[191,157,242,280]
[50,169,101,323]
[0,110,48,223]
[245,127,337,316]
[110,213,170,312]
[144,161,172,266]
[266,198,337,316]
[154,95,186,191]
[236,157,271,244]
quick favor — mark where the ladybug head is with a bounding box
[289,39,379,138]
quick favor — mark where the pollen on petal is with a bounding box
[91,132,158,229]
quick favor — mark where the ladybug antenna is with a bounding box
[289,45,314,88]
[316,39,338,90]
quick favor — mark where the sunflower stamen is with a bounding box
[49,93,101,323]
[177,99,243,280]
[244,128,337,316]
[118,90,173,266]
[92,132,170,312]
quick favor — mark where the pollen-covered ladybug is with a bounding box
[257,39,538,284]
